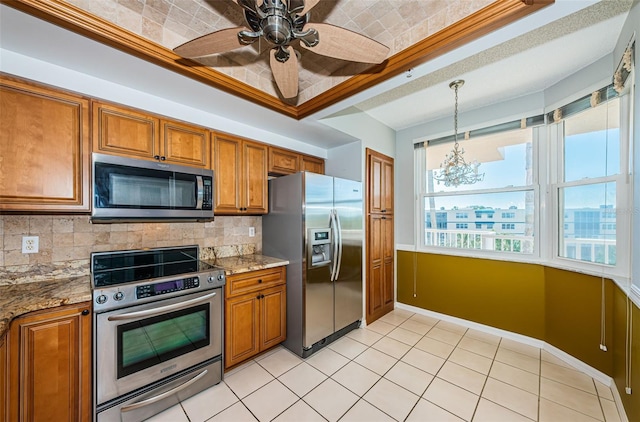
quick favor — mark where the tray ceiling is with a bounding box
[4,0,551,118]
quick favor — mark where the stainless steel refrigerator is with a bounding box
[263,172,363,358]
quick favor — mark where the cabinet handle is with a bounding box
[81,309,90,316]
[381,216,386,220]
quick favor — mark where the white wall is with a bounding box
[326,141,363,181]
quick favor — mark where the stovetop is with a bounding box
[91,246,226,312]
[92,245,217,288]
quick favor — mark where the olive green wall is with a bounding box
[397,251,545,340]
[397,251,639,421]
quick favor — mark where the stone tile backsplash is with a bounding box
[0,215,261,285]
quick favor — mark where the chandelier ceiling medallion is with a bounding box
[433,79,485,187]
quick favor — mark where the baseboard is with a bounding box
[395,301,630,421]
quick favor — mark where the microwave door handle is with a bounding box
[196,175,204,210]
[120,369,208,412]
[107,291,216,321]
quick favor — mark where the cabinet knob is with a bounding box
[81,309,90,316]
[257,294,261,299]
[160,156,166,161]
[258,279,263,283]
[154,155,160,160]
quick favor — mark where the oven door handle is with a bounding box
[107,291,217,321]
[120,369,208,413]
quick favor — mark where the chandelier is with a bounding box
[433,80,484,187]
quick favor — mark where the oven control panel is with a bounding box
[136,276,200,298]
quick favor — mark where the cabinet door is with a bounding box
[367,149,393,214]
[0,76,90,211]
[366,214,394,322]
[160,120,210,168]
[8,303,91,422]
[260,285,286,350]
[269,147,299,176]
[93,101,159,159]
[225,293,260,369]
[242,141,268,214]
[301,155,325,174]
[213,134,242,214]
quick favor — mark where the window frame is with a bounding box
[415,126,542,261]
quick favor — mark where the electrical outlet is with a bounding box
[249,227,255,237]
[22,236,39,254]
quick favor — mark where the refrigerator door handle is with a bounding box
[330,209,339,281]
[334,209,343,281]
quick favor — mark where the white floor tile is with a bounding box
[208,402,258,422]
[272,400,326,422]
[257,348,303,378]
[401,347,445,375]
[306,347,350,376]
[400,319,435,335]
[437,361,487,395]
[371,336,412,359]
[541,360,597,394]
[384,360,434,396]
[464,329,501,345]
[180,382,238,422]
[448,348,493,375]
[347,327,384,346]
[242,380,298,422]
[481,378,538,420]
[340,399,396,422]
[386,326,423,346]
[407,313,440,327]
[423,377,480,421]
[540,377,604,420]
[328,335,369,359]
[278,362,327,397]
[367,320,396,335]
[426,327,464,346]
[495,347,540,375]
[414,336,455,359]
[457,336,498,359]
[435,320,468,335]
[539,397,602,422]
[332,361,381,396]
[224,362,275,399]
[354,347,398,376]
[363,378,420,421]
[499,339,540,359]
[406,398,465,422]
[473,398,534,422]
[304,378,359,422]
[489,360,539,395]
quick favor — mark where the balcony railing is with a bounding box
[424,229,534,254]
[424,229,617,264]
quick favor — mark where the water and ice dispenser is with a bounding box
[308,228,332,267]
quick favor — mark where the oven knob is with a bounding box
[96,294,108,305]
[113,292,124,301]
[217,274,225,281]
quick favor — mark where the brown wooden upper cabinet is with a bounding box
[301,155,325,174]
[93,101,210,168]
[0,75,91,212]
[268,146,325,176]
[368,150,394,214]
[213,133,268,215]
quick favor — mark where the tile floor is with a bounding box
[145,309,625,422]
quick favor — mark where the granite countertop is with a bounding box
[0,275,92,339]
[204,254,289,275]
[0,254,288,339]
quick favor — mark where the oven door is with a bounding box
[95,288,222,405]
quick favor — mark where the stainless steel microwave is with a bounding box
[92,153,214,222]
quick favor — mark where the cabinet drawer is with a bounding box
[226,267,285,297]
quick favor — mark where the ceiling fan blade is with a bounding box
[299,0,319,15]
[270,46,299,98]
[173,27,248,58]
[300,23,389,64]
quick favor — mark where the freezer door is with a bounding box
[303,173,335,348]
[333,177,363,332]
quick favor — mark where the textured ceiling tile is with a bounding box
[142,16,163,41]
[118,0,145,15]
[142,4,168,26]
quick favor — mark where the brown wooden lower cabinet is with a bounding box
[224,267,286,369]
[6,302,92,422]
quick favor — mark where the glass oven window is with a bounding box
[117,303,210,378]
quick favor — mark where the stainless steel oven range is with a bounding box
[91,246,226,422]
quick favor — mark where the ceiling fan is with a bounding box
[173,0,390,99]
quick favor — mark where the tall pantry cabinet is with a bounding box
[366,148,395,324]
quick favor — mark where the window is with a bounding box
[420,127,536,255]
[502,212,515,218]
[553,95,623,266]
